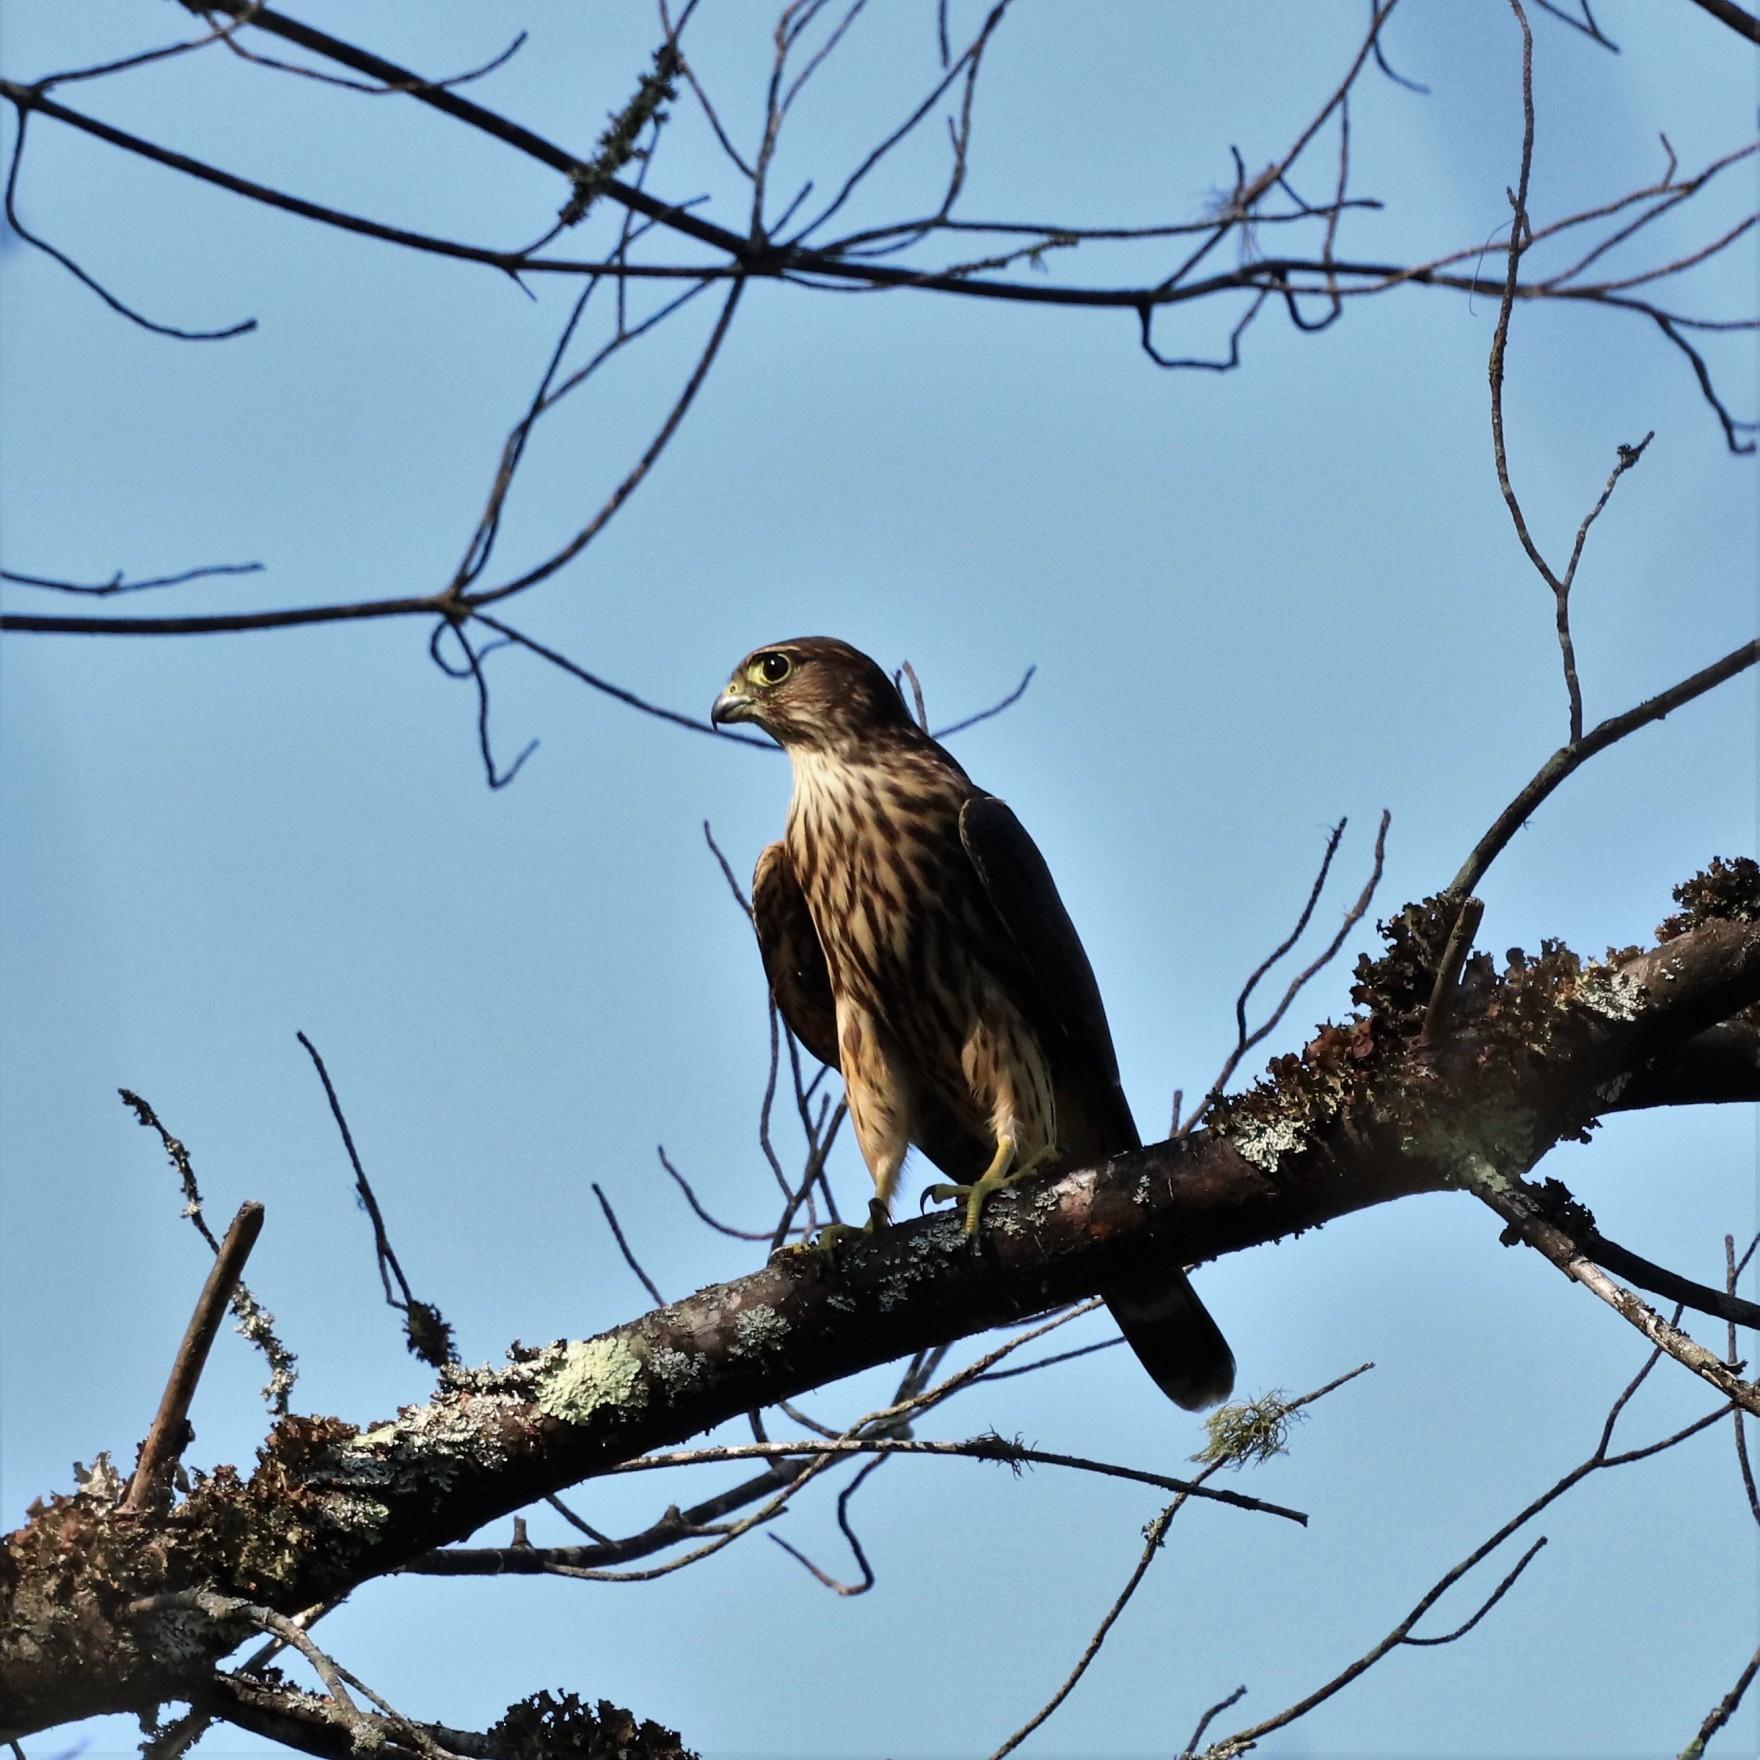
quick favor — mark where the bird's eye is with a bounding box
[752,651,792,686]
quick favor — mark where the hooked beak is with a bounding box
[710,681,753,727]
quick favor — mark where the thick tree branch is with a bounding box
[1683,0,1760,44]
[4,903,1755,1734]
[1606,1023,1760,1110]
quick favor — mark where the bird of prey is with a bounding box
[711,637,1234,1410]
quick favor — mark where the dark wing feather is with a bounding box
[958,794,1139,1157]
[751,841,840,1071]
[960,794,1235,1411]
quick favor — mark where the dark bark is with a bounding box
[2,906,1756,1736]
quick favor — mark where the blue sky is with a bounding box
[2,4,1755,1757]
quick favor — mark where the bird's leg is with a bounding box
[805,1196,890,1255]
[924,1137,1057,1236]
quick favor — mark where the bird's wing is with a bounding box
[962,795,1234,1409]
[751,840,841,1071]
[958,793,1140,1157]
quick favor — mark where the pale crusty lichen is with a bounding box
[1230,1109,1310,1174]
[730,1304,789,1357]
[1575,962,1646,1021]
[644,1343,704,1394]
[534,1337,647,1424]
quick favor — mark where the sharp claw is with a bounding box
[771,1196,891,1263]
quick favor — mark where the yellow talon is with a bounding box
[772,1196,889,1261]
[924,1139,1057,1236]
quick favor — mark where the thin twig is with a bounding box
[1207,1339,1729,1754]
[988,1499,1183,1758]
[122,1202,264,1513]
[606,1436,1308,1522]
[1729,1234,1760,1526]
[768,1453,885,1594]
[211,14,528,96]
[1181,1685,1249,1758]
[655,1145,772,1241]
[3,103,254,341]
[897,659,930,730]
[591,1183,666,1307]
[431,620,538,789]
[1448,638,1760,900]
[297,1032,457,1367]
[119,1089,297,1408]
[1680,1643,1760,1759]
[470,277,747,607]
[0,561,263,596]
[1400,1538,1547,1644]
[992,1362,1371,1757]
[1183,810,1389,1133]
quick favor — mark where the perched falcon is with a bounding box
[711,637,1234,1410]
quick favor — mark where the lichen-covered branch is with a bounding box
[2,874,1756,1736]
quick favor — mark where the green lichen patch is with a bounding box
[729,1304,789,1358]
[534,1337,647,1425]
[642,1342,706,1395]
[1193,1391,1305,1469]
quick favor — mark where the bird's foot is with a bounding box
[924,1140,1057,1237]
[772,1197,889,1262]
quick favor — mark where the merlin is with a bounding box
[712,637,1234,1410]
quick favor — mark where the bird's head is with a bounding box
[711,637,916,752]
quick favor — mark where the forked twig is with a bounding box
[1182,811,1389,1134]
[1448,637,1760,901]
[1204,1334,1731,1755]
[1473,1177,1759,1414]
[990,1364,1371,1757]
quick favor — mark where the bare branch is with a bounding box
[118,1089,297,1409]
[992,1363,1370,1757]
[1,101,254,341]
[1205,1348,1729,1754]
[297,1033,457,1367]
[1183,810,1389,1133]
[122,1202,264,1513]
[768,1454,883,1595]
[603,1435,1308,1523]
[989,1499,1182,1759]
[1449,637,1760,900]
[0,562,264,596]
[1681,1643,1760,1760]
[1682,0,1760,44]
[1474,1175,1759,1414]
[591,1183,667,1308]
[1728,1234,1760,1527]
